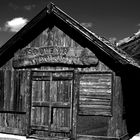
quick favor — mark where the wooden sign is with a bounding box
[13,45,99,68]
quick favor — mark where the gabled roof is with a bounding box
[117,31,140,65]
[0,2,139,69]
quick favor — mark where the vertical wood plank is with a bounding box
[44,81,50,127]
[26,70,32,136]
[41,81,45,126]
[4,70,11,111]
[0,70,4,110]
[13,70,20,111]
[10,70,14,111]
[72,70,79,139]
[19,71,26,112]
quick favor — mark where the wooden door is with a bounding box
[30,71,74,138]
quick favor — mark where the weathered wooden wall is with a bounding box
[13,26,99,68]
[30,71,74,138]
[0,26,127,139]
[79,72,112,116]
[107,75,127,138]
[0,70,29,135]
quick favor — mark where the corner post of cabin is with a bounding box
[107,71,115,137]
[107,71,128,139]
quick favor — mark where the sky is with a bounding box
[0,0,140,46]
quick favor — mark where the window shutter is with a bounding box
[79,72,112,116]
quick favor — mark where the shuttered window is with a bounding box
[77,72,113,136]
[79,72,112,116]
[0,70,26,113]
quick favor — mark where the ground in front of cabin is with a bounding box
[0,133,34,140]
[0,133,140,140]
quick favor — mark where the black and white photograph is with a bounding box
[0,0,140,140]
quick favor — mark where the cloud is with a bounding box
[3,17,28,32]
[81,22,93,28]
[24,4,36,11]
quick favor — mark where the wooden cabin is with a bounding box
[0,3,140,140]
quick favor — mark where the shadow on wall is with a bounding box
[121,66,140,138]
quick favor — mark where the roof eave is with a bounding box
[0,2,139,70]
[51,4,133,65]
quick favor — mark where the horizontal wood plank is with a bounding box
[79,108,112,116]
[32,101,50,107]
[79,98,111,106]
[31,125,70,133]
[0,126,26,135]
[32,76,50,81]
[32,101,71,108]
[79,93,111,100]
[79,73,112,116]
[32,72,73,81]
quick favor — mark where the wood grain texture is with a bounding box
[0,70,28,135]
[79,73,112,116]
[30,71,73,138]
[0,70,26,112]
[0,113,26,135]
[107,75,128,138]
[13,27,99,68]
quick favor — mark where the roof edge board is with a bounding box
[0,2,139,69]
[51,4,133,65]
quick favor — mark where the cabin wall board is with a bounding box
[0,69,30,135]
[0,113,26,135]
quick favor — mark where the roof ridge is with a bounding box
[0,2,139,68]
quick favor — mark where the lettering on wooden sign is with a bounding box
[13,45,99,68]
